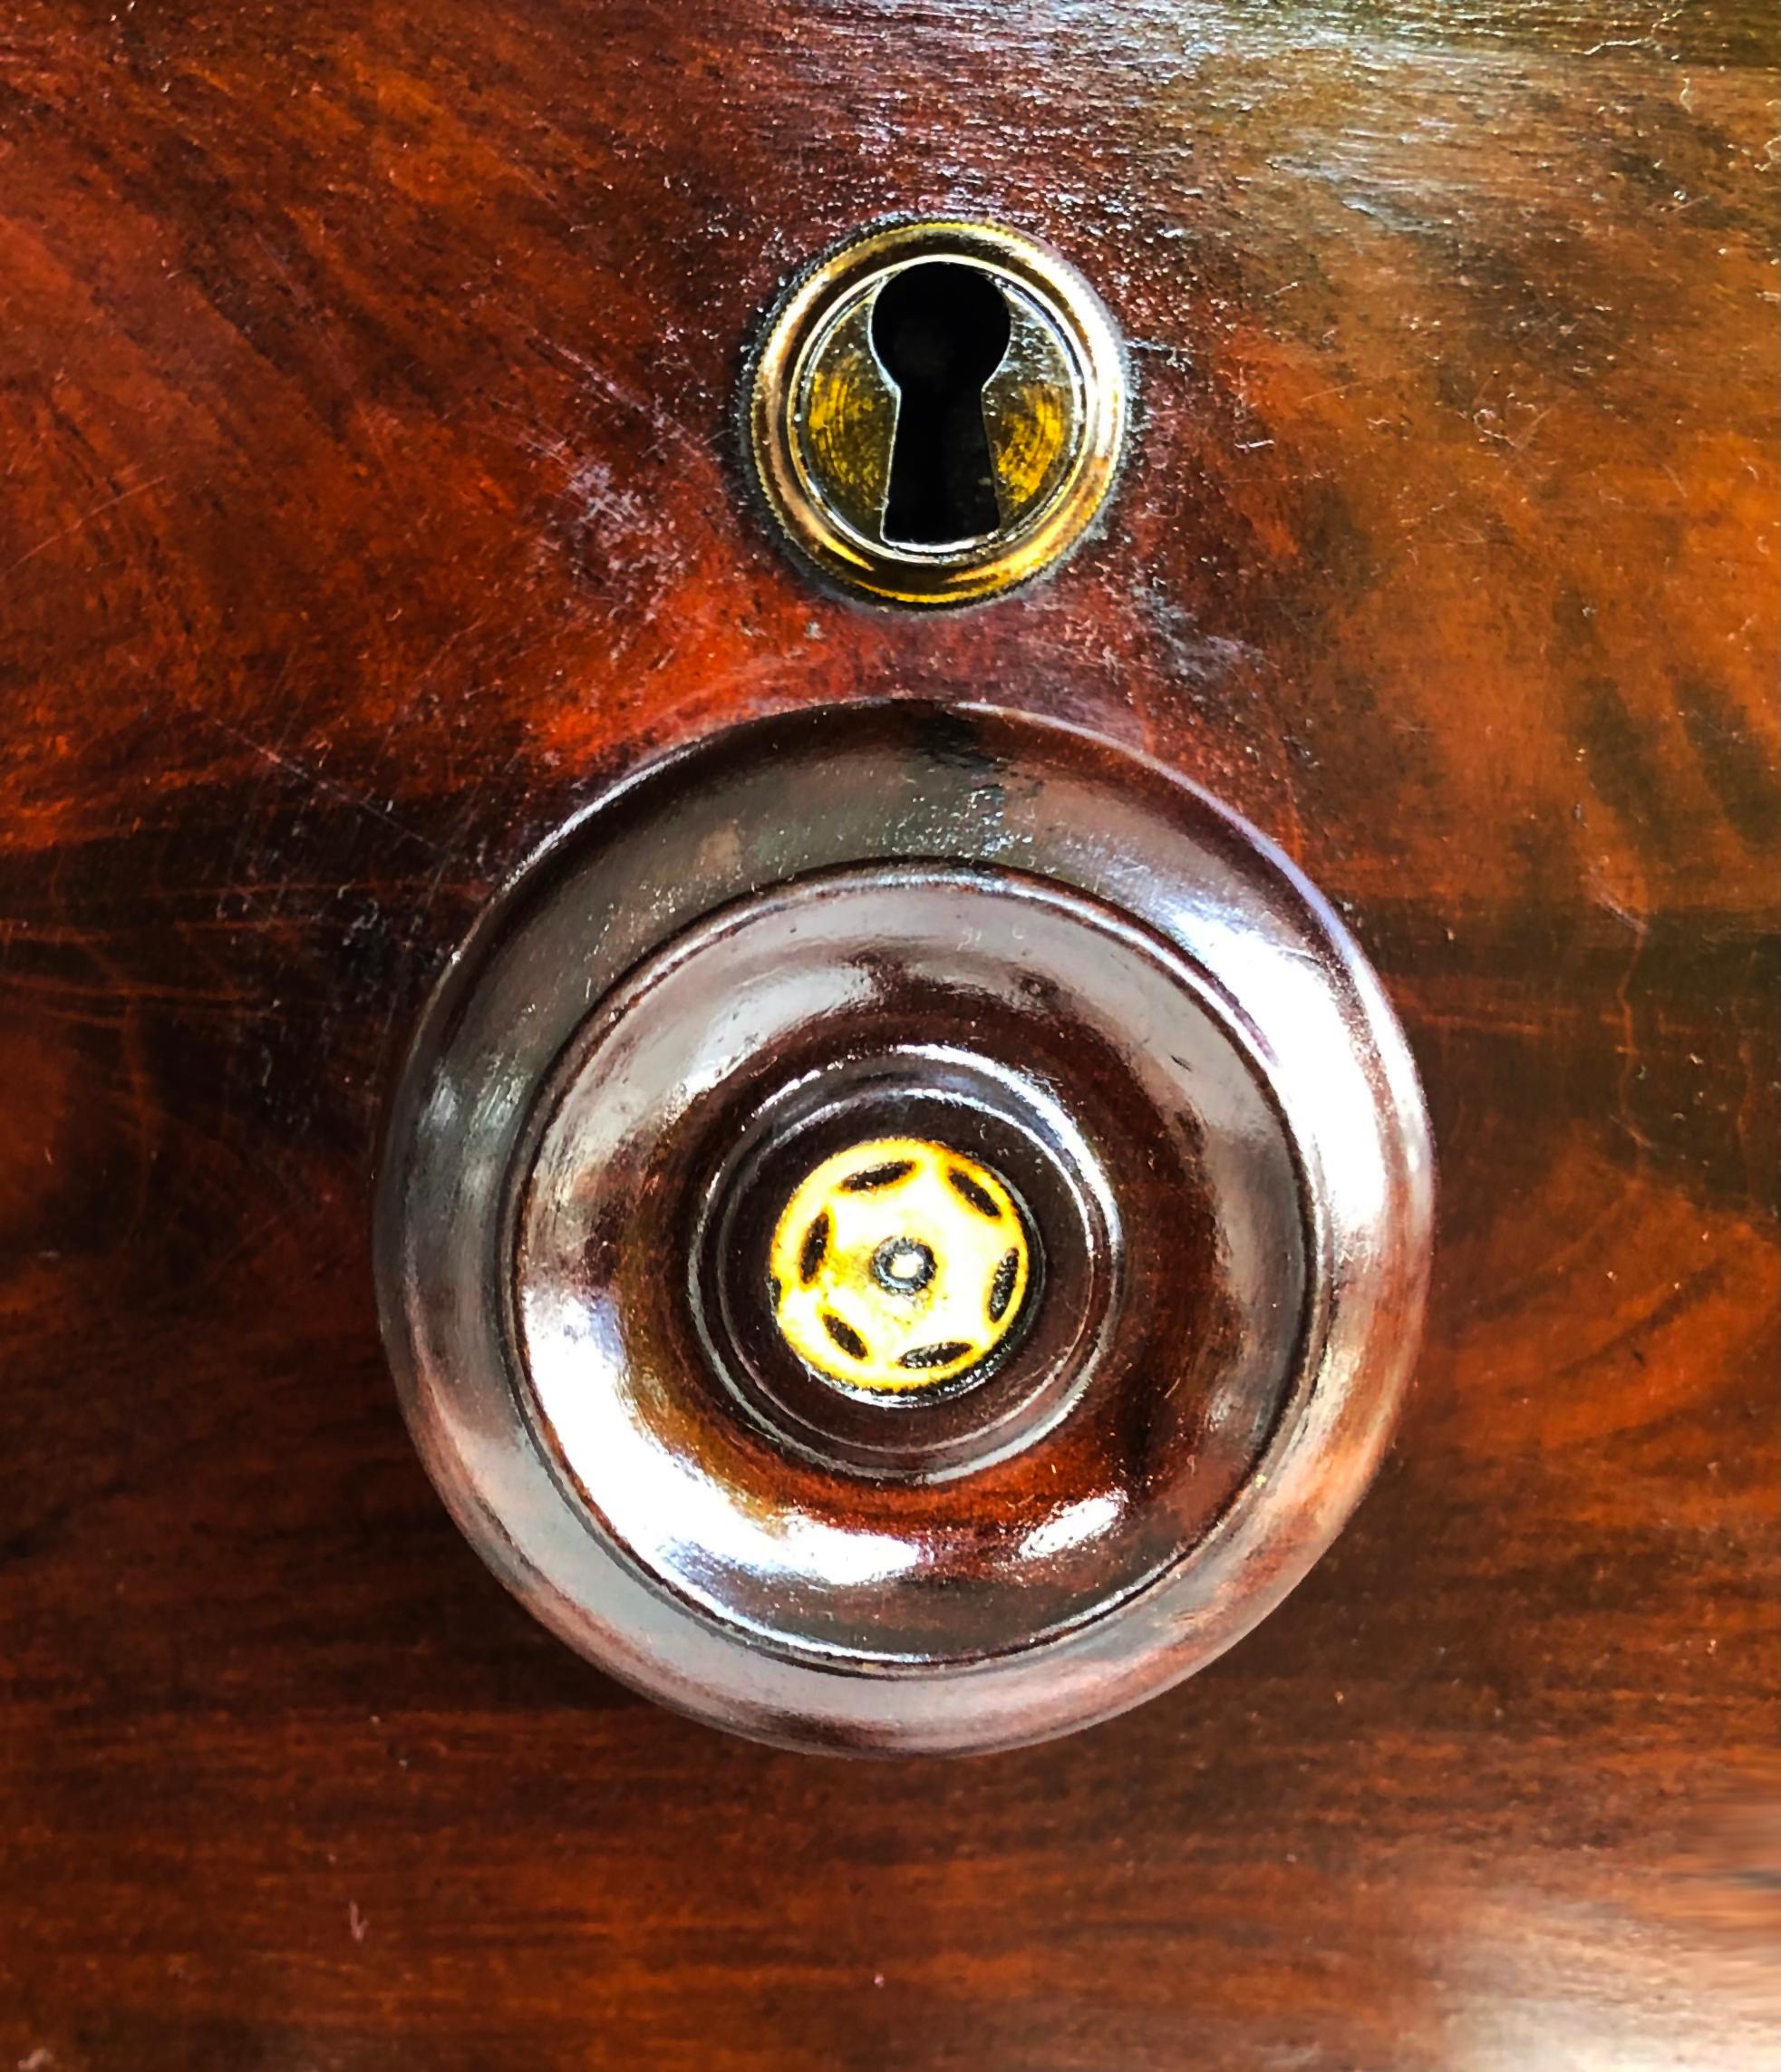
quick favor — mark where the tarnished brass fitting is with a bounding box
[747,219,1128,607]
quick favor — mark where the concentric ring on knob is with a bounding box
[375,702,1433,1756]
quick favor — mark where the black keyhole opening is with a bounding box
[871,262,1012,547]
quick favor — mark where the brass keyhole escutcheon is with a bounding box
[768,1137,1033,1393]
[746,219,1128,607]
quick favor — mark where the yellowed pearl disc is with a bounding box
[768,1137,1032,1391]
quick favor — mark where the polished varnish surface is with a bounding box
[1,1,1775,2066]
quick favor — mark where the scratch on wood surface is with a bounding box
[206,718,448,856]
[2,476,169,582]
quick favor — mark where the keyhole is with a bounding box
[871,262,1012,547]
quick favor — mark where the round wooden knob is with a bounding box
[375,702,1433,1755]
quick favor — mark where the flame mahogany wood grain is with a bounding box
[0,1,1774,2066]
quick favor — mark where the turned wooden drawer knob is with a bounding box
[375,702,1433,1754]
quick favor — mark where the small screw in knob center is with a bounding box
[872,1236,937,1295]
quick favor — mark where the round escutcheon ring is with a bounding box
[375,702,1433,1756]
[745,218,1128,607]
